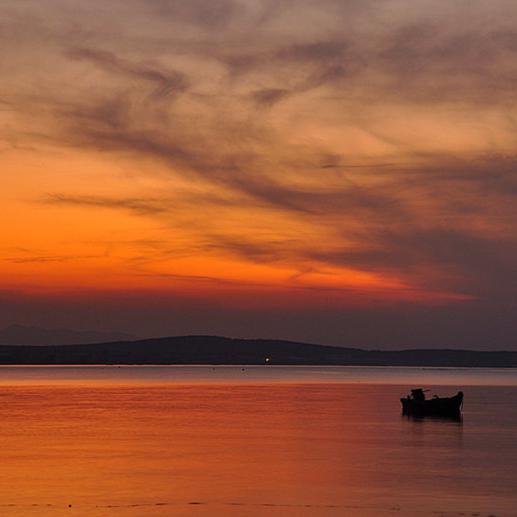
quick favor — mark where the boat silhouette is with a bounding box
[401,388,463,418]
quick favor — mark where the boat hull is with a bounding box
[400,392,463,417]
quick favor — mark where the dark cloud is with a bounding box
[5,255,98,264]
[67,47,190,100]
[45,194,171,216]
[310,228,516,292]
[251,88,291,107]
[275,41,348,62]
[375,25,517,103]
[143,0,241,29]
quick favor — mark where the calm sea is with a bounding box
[0,366,516,516]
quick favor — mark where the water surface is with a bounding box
[1,365,516,386]
[0,366,516,516]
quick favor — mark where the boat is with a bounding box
[400,388,463,418]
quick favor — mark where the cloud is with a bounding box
[143,0,241,30]
[5,255,98,264]
[44,194,172,216]
[2,0,517,334]
[250,88,291,107]
[67,47,190,100]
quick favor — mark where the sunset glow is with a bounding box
[2,1,516,346]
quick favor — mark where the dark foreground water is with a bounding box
[0,366,516,516]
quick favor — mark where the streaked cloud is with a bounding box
[1,0,517,346]
[44,194,172,216]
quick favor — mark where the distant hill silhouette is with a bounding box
[0,324,135,346]
[0,335,515,367]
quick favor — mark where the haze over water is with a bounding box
[0,366,516,516]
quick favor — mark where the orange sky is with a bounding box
[1,1,517,347]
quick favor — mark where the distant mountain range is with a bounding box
[0,334,515,367]
[0,324,135,346]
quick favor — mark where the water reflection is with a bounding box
[402,414,463,424]
[0,381,515,516]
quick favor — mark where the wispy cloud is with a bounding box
[5,255,98,264]
[44,194,172,216]
[2,0,517,316]
[67,47,190,100]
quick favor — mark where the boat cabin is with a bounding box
[410,388,426,401]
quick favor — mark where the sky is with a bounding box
[1,0,517,349]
